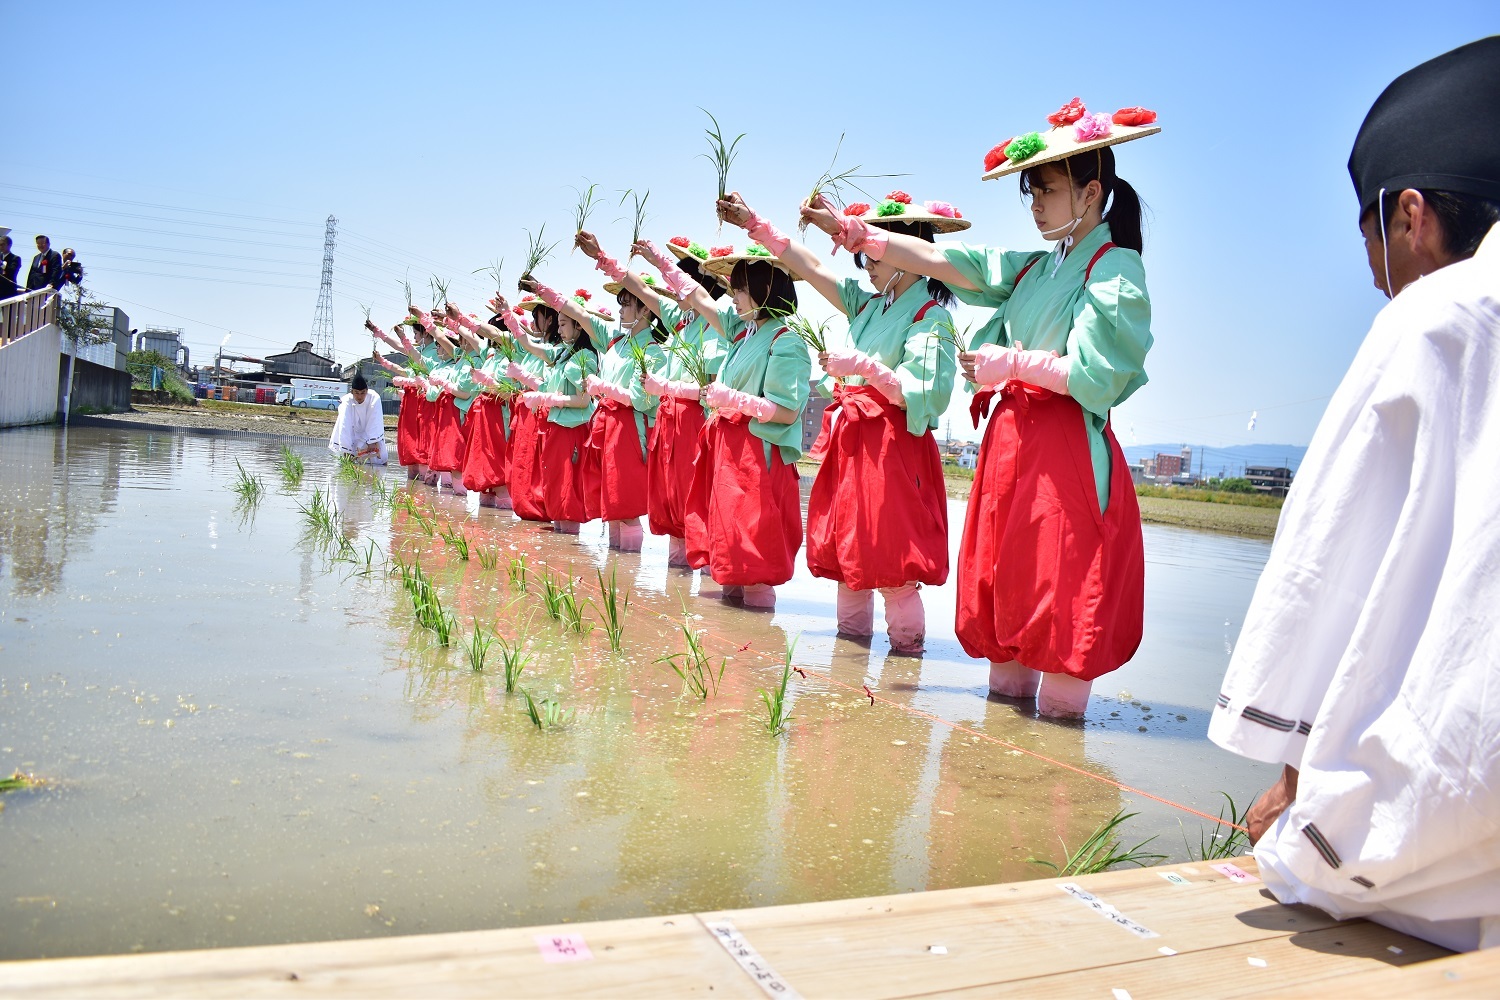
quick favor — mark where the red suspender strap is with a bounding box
[1013,252,1046,287]
[1084,242,1117,283]
[913,299,940,323]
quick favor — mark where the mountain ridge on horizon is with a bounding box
[1123,442,1308,476]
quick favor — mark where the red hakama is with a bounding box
[396,387,429,466]
[647,395,705,538]
[805,384,949,591]
[540,421,593,524]
[460,394,509,492]
[586,401,650,521]
[426,392,467,473]
[508,400,549,522]
[956,385,1144,681]
[684,414,803,587]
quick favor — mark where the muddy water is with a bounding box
[0,426,1277,960]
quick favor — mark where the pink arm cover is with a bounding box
[505,362,541,391]
[744,211,791,256]
[971,345,1071,395]
[637,240,702,299]
[594,252,626,282]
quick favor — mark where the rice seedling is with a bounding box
[475,257,505,299]
[929,317,975,353]
[439,523,471,561]
[230,459,265,506]
[0,771,44,793]
[357,538,382,576]
[278,444,305,487]
[658,616,725,700]
[397,276,415,312]
[475,544,500,571]
[508,554,530,592]
[1028,809,1168,876]
[595,567,630,652]
[571,181,603,239]
[410,508,436,536]
[539,571,566,620]
[335,453,367,485]
[465,622,495,672]
[700,109,745,205]
[495,630,533,693]
[627,338,652,382]
[618,188,650,258]
[802,132,908,231]
[404,563,457,646]
[779,312,834,354]
[430,275,452,311]
[518,688,573,730]
[557,575,592,634]
[521,225,559,280]
[1185,792,1251,861]
[665,335,714,386]
[297,488,339,543]
[758,635,799,735]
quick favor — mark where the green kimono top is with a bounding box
[424,347,456,405]
[412,341,439,379]
[447,349,480,419]
[584,316,666,453]
[941,223,1152,510]
[717,315,812,465]
[828,277,957,437]
[540,347,595,429]
[655,299,729,386]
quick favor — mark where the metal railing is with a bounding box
[0,288,59,348]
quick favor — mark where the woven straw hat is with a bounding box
[845,192,971,233]
[982,100,1160,180]
[698,246,804,282]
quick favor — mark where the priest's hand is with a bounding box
[1246,765,1299,845]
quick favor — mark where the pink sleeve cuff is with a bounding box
[745,211,791,256]
[594,253,626,282]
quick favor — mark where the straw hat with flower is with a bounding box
[698,244,805,281]
[603,272,677,298]
[840,191,972,233]
[665,236,713,263]
[981,99,1159,180]
[515,288,614,321]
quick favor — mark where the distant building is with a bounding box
[1246,465,1294,496]
[957,444,979,470]
[264,340,337,379]
[1154,453,1184,478]
[801,395,830,456]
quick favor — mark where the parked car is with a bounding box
[291,393,341,411]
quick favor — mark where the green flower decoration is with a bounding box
[745,244,772,257]
[572,295,589,305]
[643,275,661,288]
[687,241,709,260]
[876,200,907,217]
[1005,132,1046,162]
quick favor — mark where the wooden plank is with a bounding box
[0,915,757,999]
[700,860,1362,999]
[1272,946,1500,998]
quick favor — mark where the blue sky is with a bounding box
[5,1,1495,444]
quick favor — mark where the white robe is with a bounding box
[327,391,388,464]
[1209,224,1500,953]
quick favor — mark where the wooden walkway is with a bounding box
[2,858,1492,998]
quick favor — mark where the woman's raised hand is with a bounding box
[716,191,752,229]
[517,275,539,294]
[575,231,602,260]
[799,194,840,237]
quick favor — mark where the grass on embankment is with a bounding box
[797,460,1283,538]
[137,397,399,428]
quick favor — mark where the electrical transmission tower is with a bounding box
[310,214,338,363]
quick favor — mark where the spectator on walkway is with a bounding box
[26,235,62,292]
[0,236,20,299]
[60,248,83,288]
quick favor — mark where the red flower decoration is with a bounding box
[886,190,912,204]
[669,235,691,248]
[984,140,1013,172]
[512,306,524,315]
[710,245,733,257]
[1112,106,1158,126]
[522,294,535,301]
[954,209,963,219]
[843,202,871,216]
[1046,97,1086,127]
[574,288,591,301]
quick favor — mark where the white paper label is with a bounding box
[1057,883,1160,939]
[704,919,802,999]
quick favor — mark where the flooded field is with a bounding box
[0,425,1276,960]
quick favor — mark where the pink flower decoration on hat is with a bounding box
[843,202,871,217]
[885,190,912,204]
[924,200,959,219]
[1074,113,1112,142]
[1047,98,1086,127]
[1112,106,1158,126]
[596,306,613,319]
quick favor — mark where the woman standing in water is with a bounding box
[684,241,811,610]
[718,190,961,653]
[492,296,563,523]
[803,100,1157,717]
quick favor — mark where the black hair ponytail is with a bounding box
[1104,175,1145,255]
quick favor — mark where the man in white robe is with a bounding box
[1210,36,1500,953]
[327,373,389,465]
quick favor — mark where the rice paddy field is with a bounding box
[0,424,1276,960]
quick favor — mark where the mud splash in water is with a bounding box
[0,425,1275,959]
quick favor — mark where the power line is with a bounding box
[0,181,321,227]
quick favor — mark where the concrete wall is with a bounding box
[0,324,62,428]
[62,355,132,413]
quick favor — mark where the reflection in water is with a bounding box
[0,426,1275,961]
